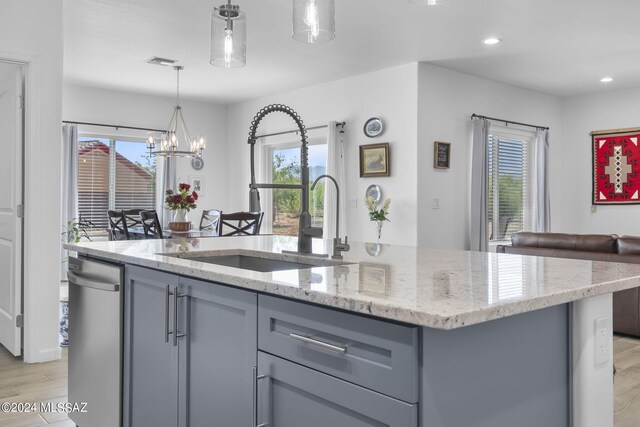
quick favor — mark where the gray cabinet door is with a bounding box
[257,351,417,427]
[124,266,179,427]
[178,277,257,427]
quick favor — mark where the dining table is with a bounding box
[127,226,219,239]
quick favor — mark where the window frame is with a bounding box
[77,131,156,235]
[258,135,328,235]
[487,125,536,245]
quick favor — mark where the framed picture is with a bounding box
[359,143,390,177]
[592,127,640,205]
[189,175,204,196]
[434,141,451,169]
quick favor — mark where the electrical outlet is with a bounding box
[594,316,610,366]
[432,198,440,209]
[350,198,358,209]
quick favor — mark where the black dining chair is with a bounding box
[217,211,264,236]
[107,210,130,241]
[199,209,221,234]
[140,210,163,239]
[122,209,144,239]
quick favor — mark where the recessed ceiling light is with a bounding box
[600,77,614,83]
[482,38,501,45]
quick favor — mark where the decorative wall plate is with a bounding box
[363,117,383,138]
[365,184,382,202]
[191,156,204,170]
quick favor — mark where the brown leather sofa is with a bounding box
[496,232,640,337]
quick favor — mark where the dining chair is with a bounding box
[217,211,264,236]
[199,209,221,234]
[122,209,144,240]
[140,210,163,239]
[107,210,130,241]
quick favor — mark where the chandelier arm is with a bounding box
[177,107,192,149]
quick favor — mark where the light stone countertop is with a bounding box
[65,235,640,329]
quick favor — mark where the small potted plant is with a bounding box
[366,197,390,241]
[165,183,198,231]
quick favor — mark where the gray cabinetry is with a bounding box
[123,266,257,427]
[256,351,418,427]
[124,266,179,427]
[179,276,257,427]
[258,294,419,403]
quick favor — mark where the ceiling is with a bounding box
[64,0,640,104]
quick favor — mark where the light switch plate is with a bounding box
[432,198,440,209]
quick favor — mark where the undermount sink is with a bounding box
[163,250,349,273]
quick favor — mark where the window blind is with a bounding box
[488,132,531,241]
[77,138,155,231]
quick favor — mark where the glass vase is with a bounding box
[376,220,384,241]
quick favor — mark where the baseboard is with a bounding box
[23,346,62,364]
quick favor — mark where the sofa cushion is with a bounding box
[617,236,640,255]
[511,232,618,253]
[500,246,621,262]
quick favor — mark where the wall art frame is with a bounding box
[434,141,451,169]
[359,142,390,178]
[591,127,640,205]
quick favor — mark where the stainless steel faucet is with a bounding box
[311,174,350,260]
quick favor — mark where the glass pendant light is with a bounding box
[292,0,335,43]
[211,0,246,68]
[406,0,448,4]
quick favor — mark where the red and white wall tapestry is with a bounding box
[592,128,640,205]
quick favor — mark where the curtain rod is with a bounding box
[255,121,346,139]
[62,120,166,133]
[471,114,549,131]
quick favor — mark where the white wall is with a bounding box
[226,63,418,246]
[557,87,640,235]
[63,84,229,210]
[417,63,563,250]
[0,0,63,362]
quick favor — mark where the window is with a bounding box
[77,137,156,233]
[262,139,327,236]
[487,127,534,242]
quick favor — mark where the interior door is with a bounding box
[0,63,24,356]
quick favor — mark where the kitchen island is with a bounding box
[66,235,640,427]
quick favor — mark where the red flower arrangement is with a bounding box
[165,183,198,211]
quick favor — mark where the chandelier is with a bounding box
[210,0,246,68]
[147,66,205,158]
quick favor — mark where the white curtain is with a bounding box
[323,121,347,239]
[156,156,176,227]
[61,124,78,278]
[61,124,78,229]
[469,118,490,252]
[535,129,551,232]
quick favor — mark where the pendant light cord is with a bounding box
[176,66,180,107]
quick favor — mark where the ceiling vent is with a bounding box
[146,57,178,66]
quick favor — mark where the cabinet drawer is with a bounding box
[258,295,419,403]
[257,351,418,427]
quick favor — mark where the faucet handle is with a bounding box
[303,226,323,238]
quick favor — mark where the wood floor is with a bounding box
[614,334,640,427]
[0,347,72,426]
[0,336,637,426]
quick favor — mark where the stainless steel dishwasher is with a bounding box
[67,256,123,427]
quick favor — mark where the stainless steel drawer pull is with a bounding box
[289,333,347,354]
[173,287,187,347]
[253,366,269,427]
[165,285,172,343]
